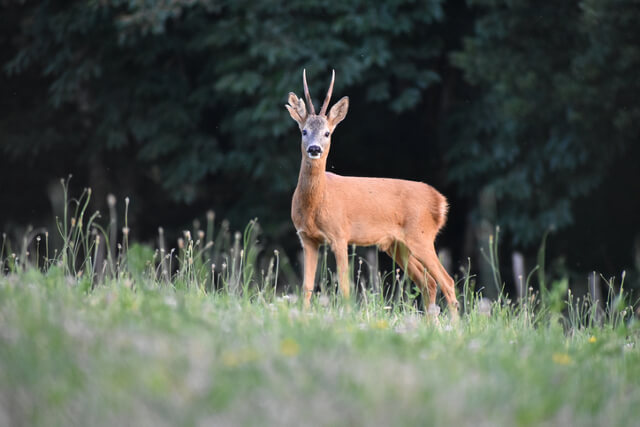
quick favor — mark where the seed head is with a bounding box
[478,298,492,316]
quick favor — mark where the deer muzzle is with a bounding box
[307,145,323,159]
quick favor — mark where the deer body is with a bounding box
[293,172,446,249]
[287,70,458,313]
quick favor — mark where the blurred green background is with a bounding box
[1,0,639,293]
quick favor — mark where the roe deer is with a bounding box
[286,69,458,314]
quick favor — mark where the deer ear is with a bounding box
[286,92,306,127]
[327,96,349,130]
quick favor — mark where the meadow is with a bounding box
[1,184,639,426]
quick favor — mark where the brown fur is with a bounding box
[286,70,458,314]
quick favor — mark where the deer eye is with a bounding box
[324,131,330,137]
[302,130,307,136]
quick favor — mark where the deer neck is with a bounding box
[295,155,327,209]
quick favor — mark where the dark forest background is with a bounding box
[1,0,639,295]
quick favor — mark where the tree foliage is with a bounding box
[1,0,639,279]
[449,0,640,246]
[1,0,445,235]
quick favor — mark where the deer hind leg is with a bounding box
[386,244,438,312]
[409,256,438,309]
[330,240,351,300]
[406,239,459,314]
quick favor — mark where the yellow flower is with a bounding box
[221,348,258,367]
[373,320,389,330]
[552,353,572,365]
[588,336,597,343]
[222,351,240,367]
[280,338,300,357]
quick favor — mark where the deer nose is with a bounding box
[307,145,323,159]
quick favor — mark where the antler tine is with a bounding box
[319,69,335,116]
[303,69,316,115]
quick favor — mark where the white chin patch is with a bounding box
[307,152,322,159]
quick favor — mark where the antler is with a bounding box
[319,69,335,116]
[303,69,316,115]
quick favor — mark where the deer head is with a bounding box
[285,69,349,160]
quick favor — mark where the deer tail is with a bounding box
[431,191,449,233]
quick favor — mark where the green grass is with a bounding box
[1,182,639,426]
[1,267,639,426]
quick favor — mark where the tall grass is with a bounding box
[1,178,637,326]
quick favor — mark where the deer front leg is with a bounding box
[331,241,351,301]
[300,236,319,308]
